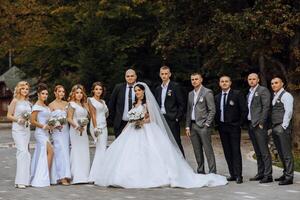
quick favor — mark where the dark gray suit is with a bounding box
[186,86,216,173]
[247,85,272,178]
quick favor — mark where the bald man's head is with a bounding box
[125,69,137,85]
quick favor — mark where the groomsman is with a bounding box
[215,76,248,184]
[270,76,294,185]
[247,73,273,183]
[155,66,185,156]
[186,73,216,174]
[109,69,137,138]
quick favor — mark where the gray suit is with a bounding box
[247,85,272,178]
[186,86,216,173]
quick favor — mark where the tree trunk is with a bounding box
[258,52,268,87]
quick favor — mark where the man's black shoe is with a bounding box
[259,176,273,183]
[279,178,293,185]
[227,176,236,181]
[275,175,285,182]
[249,175,264,181]
[236,177,243,184]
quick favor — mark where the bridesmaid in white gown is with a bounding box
[7,81,32,189]
[95,82,227,188]
[49,85,71,186]
[67,84,90,184]
[30,83,57,187]
[88,82,109,182]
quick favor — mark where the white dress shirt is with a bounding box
[160,80,170,114]
[220,89,230,122]
[122,84,135,121]
[272,88,294,129]
[247,84,259,120]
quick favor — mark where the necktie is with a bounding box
[128,86,133,110]
[222,93,227,121]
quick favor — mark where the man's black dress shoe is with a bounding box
[249,175,264,181]
[227,176,236,181]
[259,176,273,183]
[279,178,293,185]
[236,177,243,184]
[275,175,285,182]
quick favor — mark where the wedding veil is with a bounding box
[134,82,183,157]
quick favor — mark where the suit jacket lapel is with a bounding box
[157,85,162,105]
[120,83,126,110]
[195,86,205,105]
[225,89,233,110]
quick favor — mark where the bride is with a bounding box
[94,82,227,188]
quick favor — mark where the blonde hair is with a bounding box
[68,84,87,105]
[13,81,30,100]
[54,84,65,92]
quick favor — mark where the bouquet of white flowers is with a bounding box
[128,109,145,129]
[21,111,31,128]
[77,118,89,136]
[57,116,67,125]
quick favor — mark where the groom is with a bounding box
[155,65,185,156]
[109,69,137,138]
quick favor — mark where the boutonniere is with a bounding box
[276,99,281,103]
[255,92,259,97]
[199,97,204,102]
[167,90,172,96]
[229,100,235,106]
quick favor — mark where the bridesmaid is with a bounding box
[49,85,71,186]
[88,82,109,182]
[30,83,57,187]
[7,81,32,189]
[67,84,90,184]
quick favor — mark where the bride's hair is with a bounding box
[133,83,146,106]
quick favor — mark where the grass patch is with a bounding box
[253,152,300,172]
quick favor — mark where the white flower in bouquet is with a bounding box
[21,111,31,128]
[57,116,67,125]
[128,110,145,129]
[77,118,89,136]
[47,118,57,127]
[47,117,59,133]
[54,116,67,132]
[94,127,102,137]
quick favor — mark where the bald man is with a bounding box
[270,76,294,185]
[247,73,273,183]
[109,69,137,138]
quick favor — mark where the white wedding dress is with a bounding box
[51,108,71,181]
[94,82,227,189]
[11,100,31,186]
[88,97,109,182]
[69,102,90,184]
[31,105,57,187]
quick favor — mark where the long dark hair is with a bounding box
[133,84,146,106]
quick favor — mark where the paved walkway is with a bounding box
[0,125,299,200]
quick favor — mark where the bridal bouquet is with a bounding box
[21,111,31,128]
[77,118,89,136]
[47,117,66,133]
[128,109,145,129]
[47,118,58,133]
